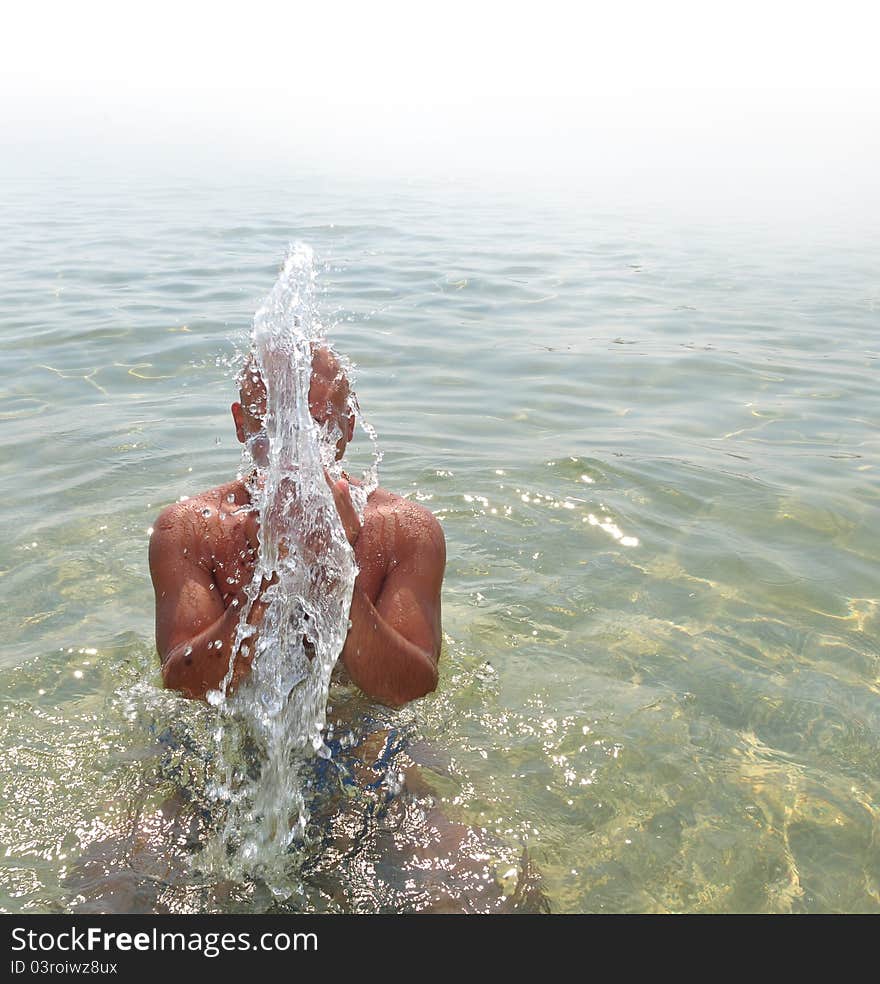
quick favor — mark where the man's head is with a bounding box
[231,344,356,462]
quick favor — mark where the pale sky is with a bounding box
[2,1,878,213]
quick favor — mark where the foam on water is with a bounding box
[202,244,378,884]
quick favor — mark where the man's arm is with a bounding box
[149,504,265,700]
[340,505,445,707]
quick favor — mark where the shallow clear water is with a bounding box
[1,172,878,912]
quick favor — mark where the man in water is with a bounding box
[148,345,445,707]
[144,348,545,912]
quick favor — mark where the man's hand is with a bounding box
[327,474,361,547]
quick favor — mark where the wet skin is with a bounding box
[149,476,445,705]
[148,352,446,707]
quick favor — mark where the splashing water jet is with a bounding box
[203,244,378,885]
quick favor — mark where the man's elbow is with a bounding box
[385,657,438,707]
[406,664,439,703]
[161,648,205,701]
[161,653,188,695]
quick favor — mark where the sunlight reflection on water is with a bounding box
[1,175,878,912]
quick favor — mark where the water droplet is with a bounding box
[227,494,235,503]
[202,508,212,518]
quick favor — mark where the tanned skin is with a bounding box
[149,348,445,707]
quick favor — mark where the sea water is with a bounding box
[1,171,878,912]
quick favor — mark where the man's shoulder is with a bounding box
[151,482,241,546]
[366,485,437,522]
[366,487,446,556]
[156,481,241,518]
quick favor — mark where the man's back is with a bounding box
[150,476,445,705]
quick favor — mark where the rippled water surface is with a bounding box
[1,173,878,912]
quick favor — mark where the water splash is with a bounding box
[203,244,379,885]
